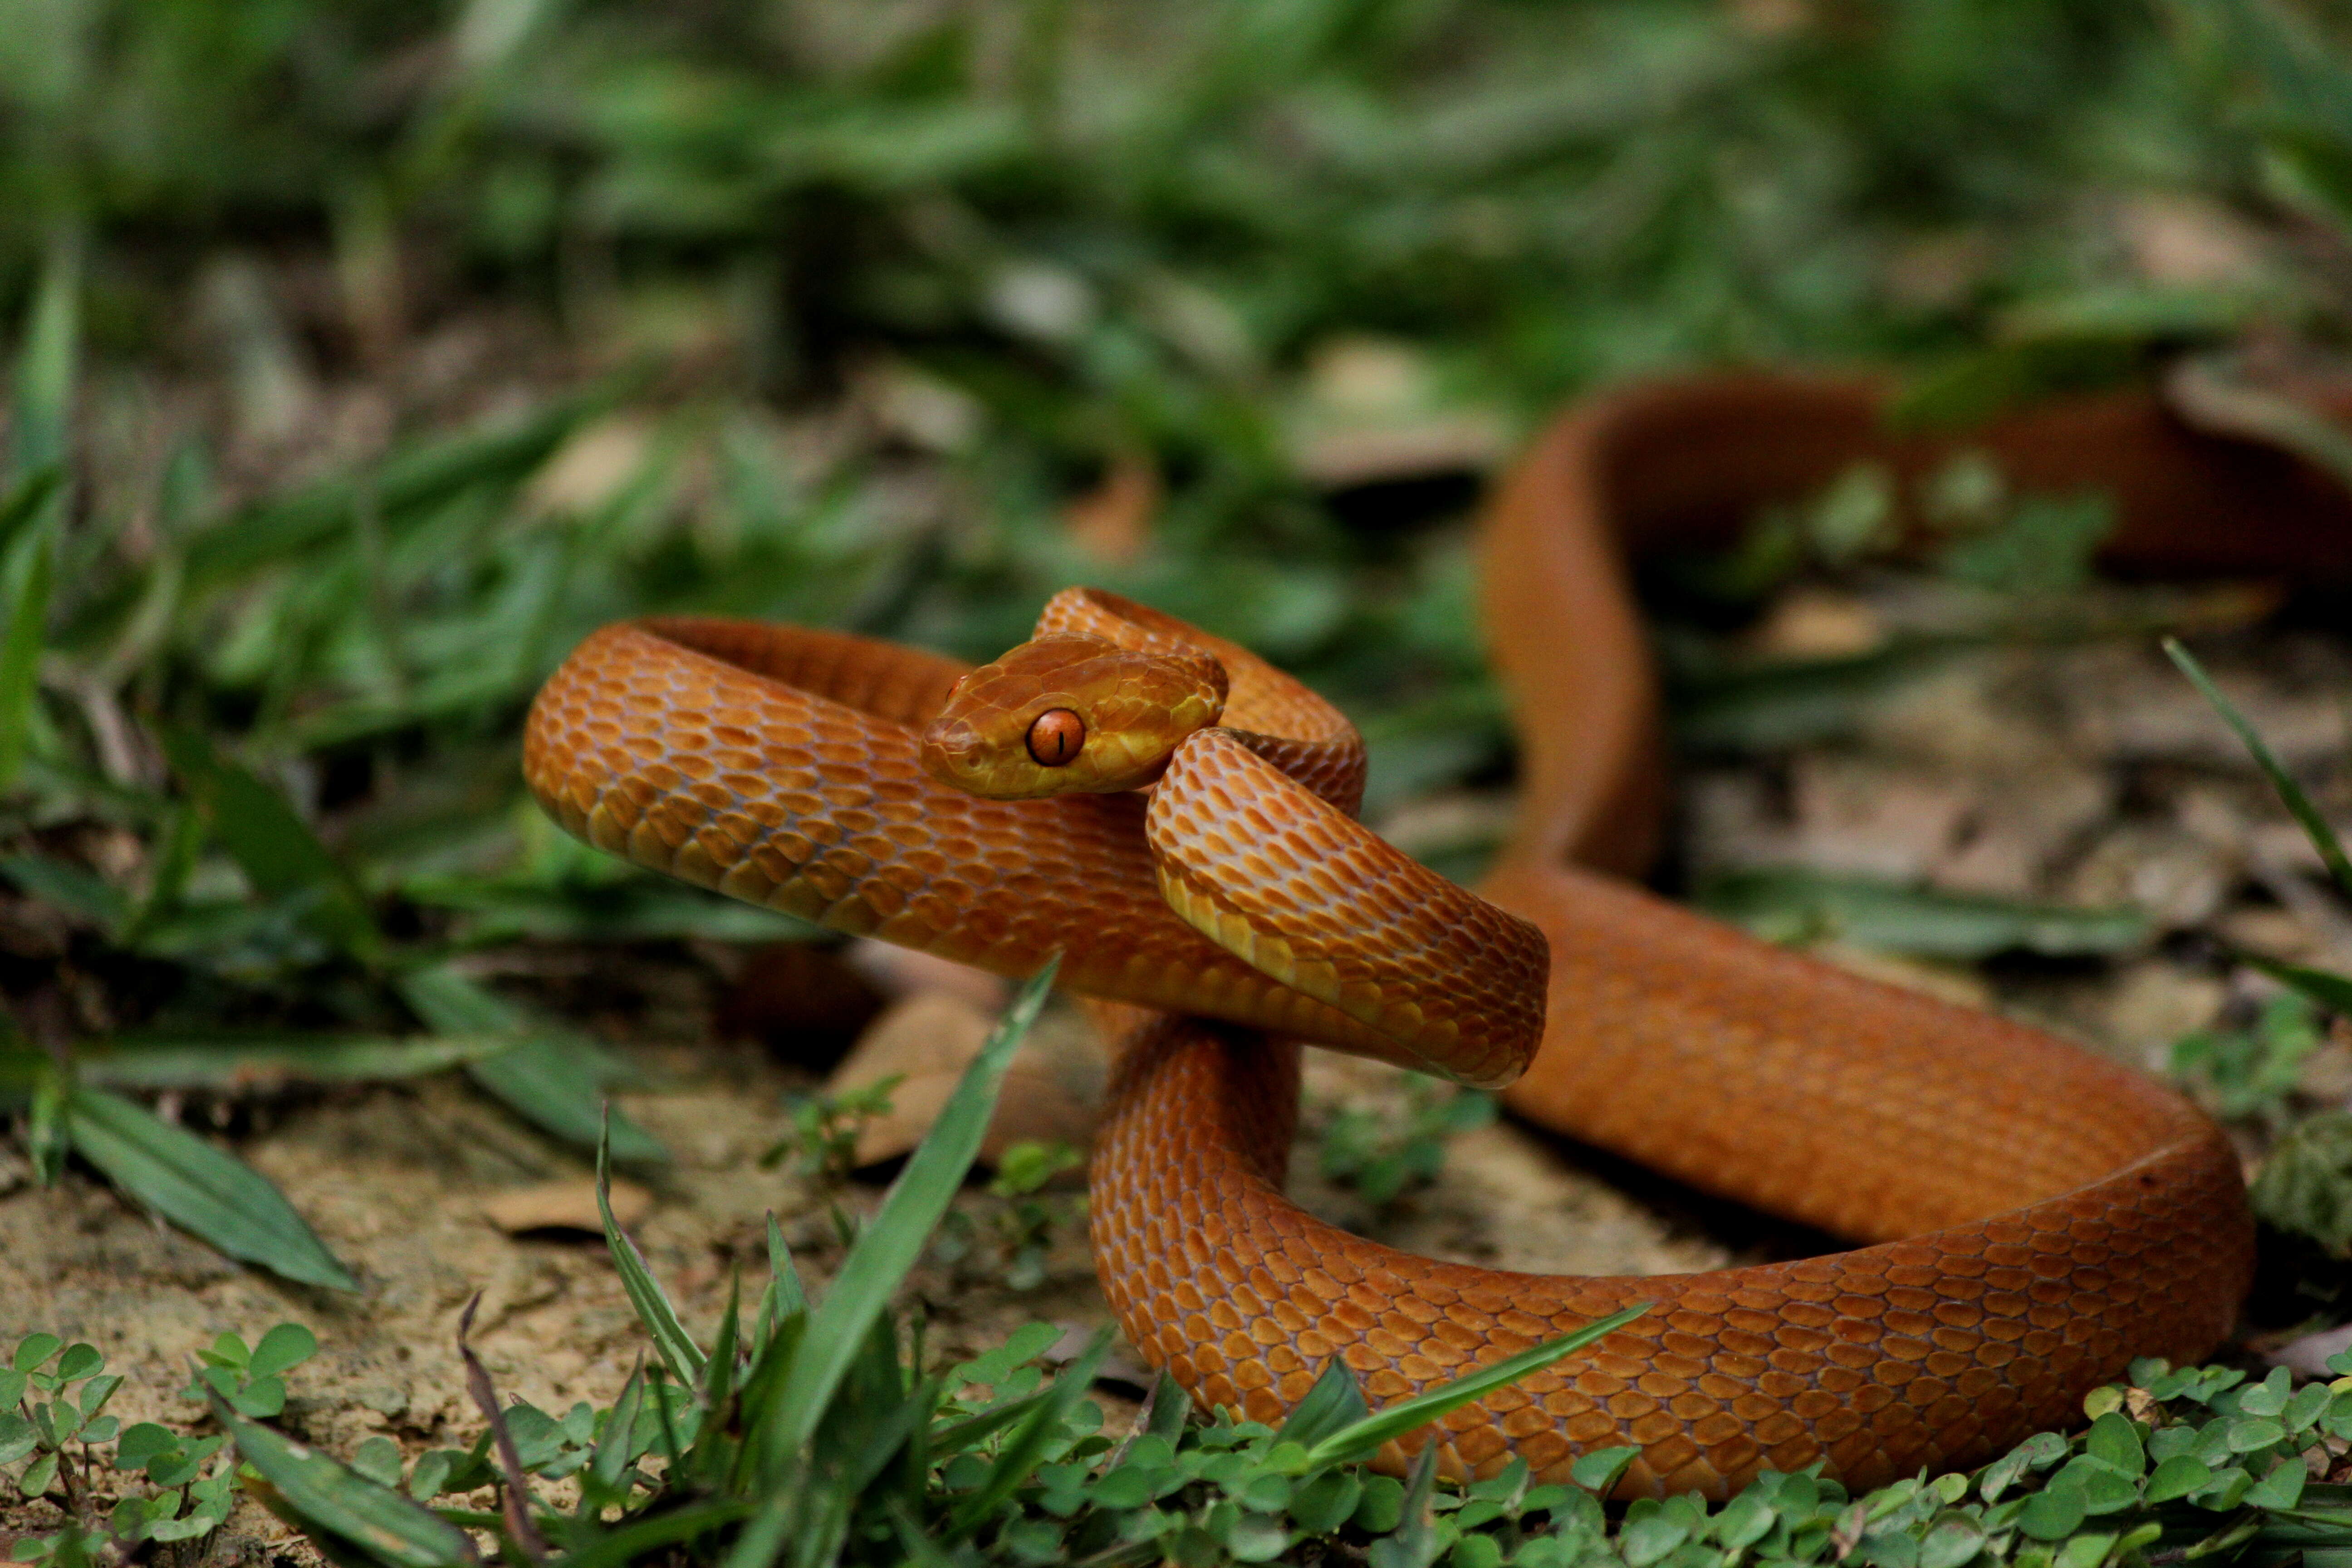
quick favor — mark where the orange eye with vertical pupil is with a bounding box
[1026,709,1085,766]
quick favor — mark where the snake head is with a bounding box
[920,634,1229,799]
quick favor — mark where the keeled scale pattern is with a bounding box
[1039,586,1368,813]
[1147,729,1549,1089]
[1092,1009,2251,1500]
[526,604,2255,1502]
[524,620,1393,1058]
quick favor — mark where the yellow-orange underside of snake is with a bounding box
[522,378,2264,1501]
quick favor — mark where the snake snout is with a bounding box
[916,714,991,792]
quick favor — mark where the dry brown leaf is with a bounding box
[828,993,1102,1167]
[1063,451,1159,566]
[1746,587,1885,660]
[481,1177,653,1236]
[843,940,1009,1010]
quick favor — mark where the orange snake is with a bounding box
[516,373,2352,1500]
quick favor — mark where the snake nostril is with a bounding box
[1027,708,1086,767]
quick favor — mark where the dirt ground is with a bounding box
[2,605,2347,1559]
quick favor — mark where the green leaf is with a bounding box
[1353,1473,1407,1534]
[583,1364,648,1510]
[1289,1470,1363,1534]
[2015,1487,2088,1541]
[1671,639,1967,753]
[1570,1445,1642,1495]
[157,727,385,965]
[1698,868,2147,960]
[398,966,666,1161]
[182,392,613,592]
[556,1499,754,1568]
[466,1039,667,1163]
[66,1088,358,1292]
[1302,1304,1647,1469]
[2239,1367,2292,1416]
[351,1436,404,1489]
[10,232,79,478]
[2193,1465,2255,1511]
[946,1329,1112,1538]
[2227,1416,2287,1452]
[1274,1358,1374,1451]
[2249,957,2352,1020]
[0,855,127,932]
[210,1400,477,1568]
[2246,1456,2308,1510]
[250,1324,318,1381]
[1621,1513,1690,1568]
[1372,1441,1443,1568]
[2165,637,2352,902]
[747,962,1054,1479]
[2146,1454,2213,1504]
[1918,1519,1985,1568]
[2086,1412,2145,1476]
[763,1212,805,1325]
[0,466,62,568]
[0,508,56,795]
[596,1118,706,1391]
[77,1032,513,1090]
[0,1411,34,1467]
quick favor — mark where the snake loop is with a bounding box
[522,386,2268,1499]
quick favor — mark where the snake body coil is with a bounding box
[524,377,2293,1499]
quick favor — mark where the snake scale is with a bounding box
[518,374,2352,1500]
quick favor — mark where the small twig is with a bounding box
[456,1294,549,1567]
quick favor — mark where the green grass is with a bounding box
[2,0,2352,1563]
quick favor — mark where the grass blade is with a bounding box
[760,1212,805,1341]
[211,1397,478,1568]
[466,1039,668,1163]
[1301,1303,1648,1468]
[1697,868,2147,960]
[399,965,666,1161]
[1274,1358,1373,1451]
[81,1032,510,1089]
[68,1088,359,1292]
[0,465,63,563]
[2165,637,2352,901]
[158,726,385,965]
[758,960,1056,1469]
[720,1493,796,1568]
[582,1359,647,1515]
[11,230,78,478]
[1382,1440,1445,1568]
[2247,956,2352,1018]
[0,505,55,794]
[182,391,612,590]
[1,851,128,932]
[554,1498,752,1568]
[598,1112,707,1389]
[889,1500,964,1568]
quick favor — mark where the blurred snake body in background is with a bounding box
[520,376,2322,1499]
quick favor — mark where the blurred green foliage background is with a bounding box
[0,0,2350,1281]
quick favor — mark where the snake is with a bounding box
[518,373,2338,1500]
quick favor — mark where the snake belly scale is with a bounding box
[523,408,2255,1500]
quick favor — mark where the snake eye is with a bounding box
[1026,708,1085,767]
